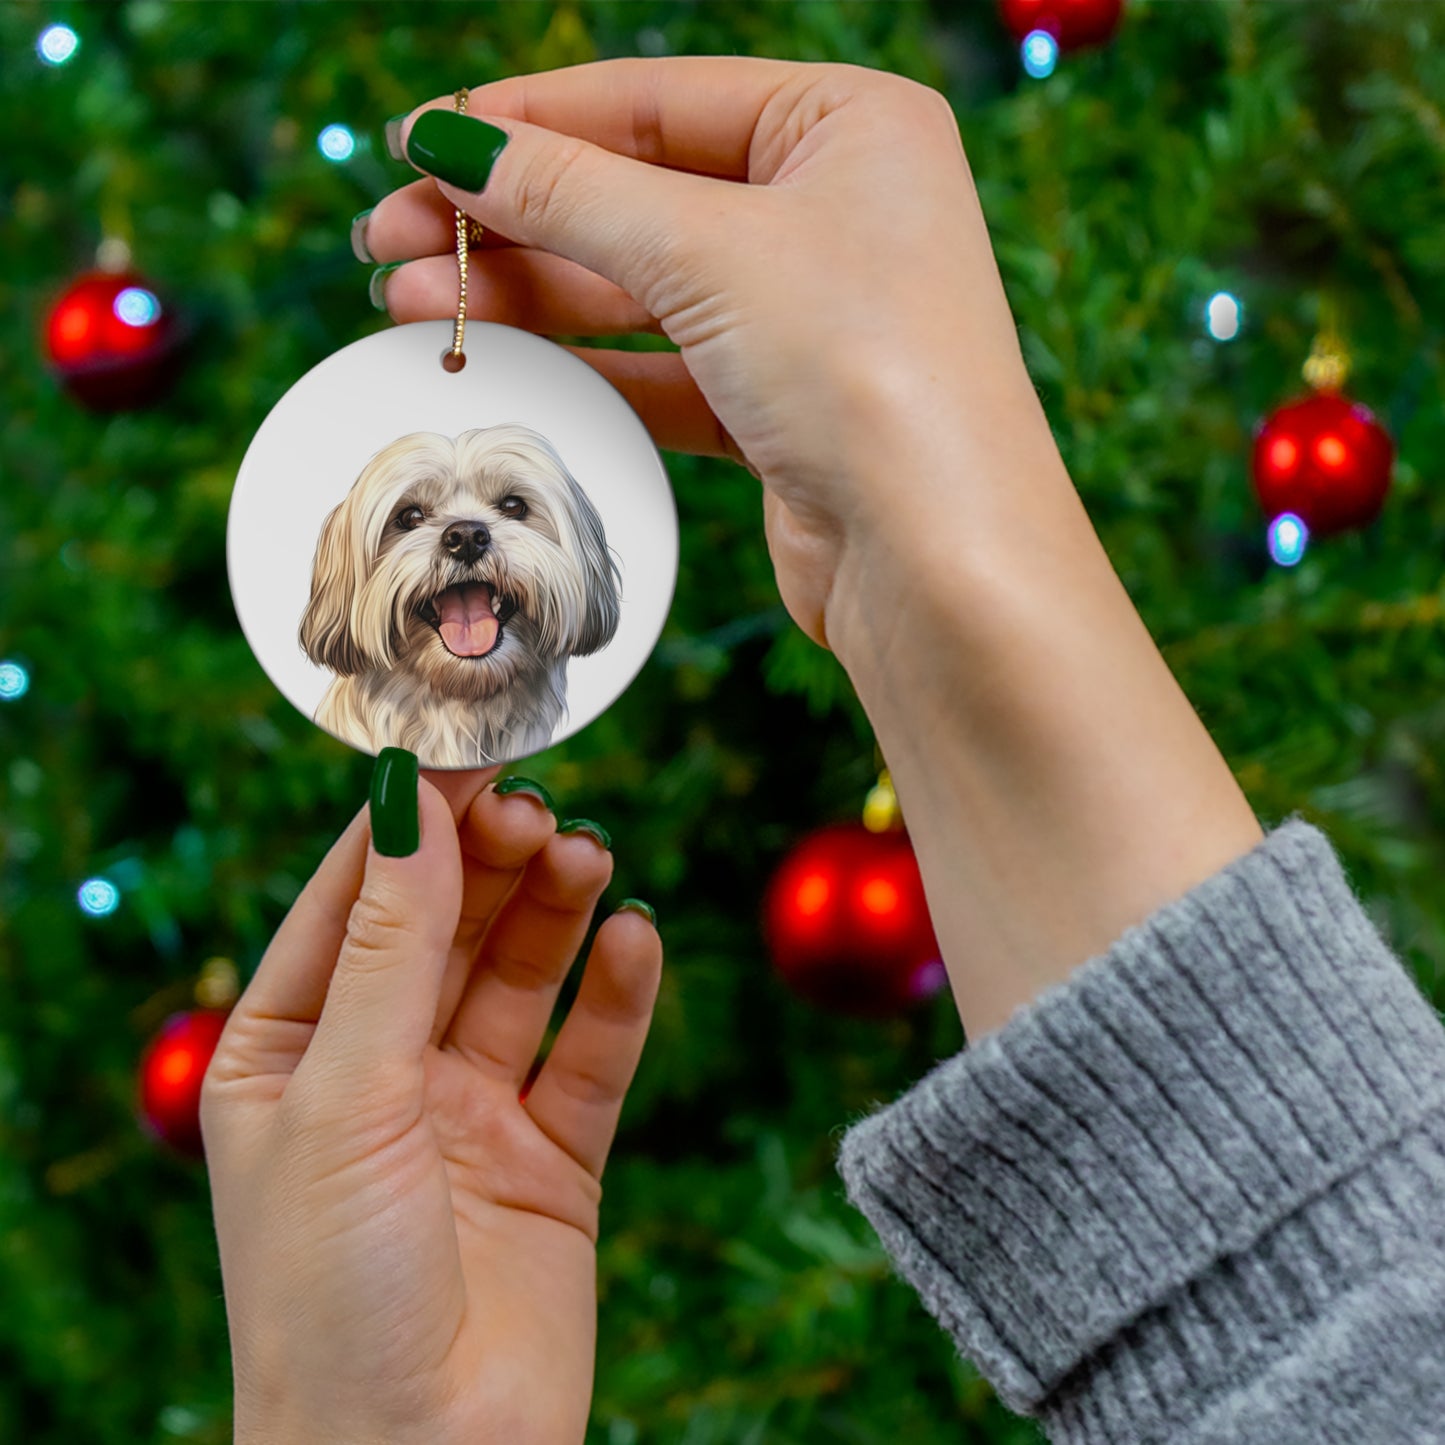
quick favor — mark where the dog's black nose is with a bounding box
[442,522,490,564]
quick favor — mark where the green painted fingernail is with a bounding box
[369,261,403,311]
[350,208,375,263]
[617,898,656,926]
[558,818,611,851]
[493,775,556,812]
[384,113,409,161]
[370,747,419,857]
[405,110,510,192]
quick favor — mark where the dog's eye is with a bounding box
[395,506,425,531]
[498,495,528,519]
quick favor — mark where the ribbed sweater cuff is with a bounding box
[834,816,1445,1433]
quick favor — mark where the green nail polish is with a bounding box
[384,113,409,162]
[405,110,510,192]
[369,261,403,311]
[558,818,612,851]
[350,208,375,264]
[370,747,419,857]
[493,775,556,812]
[617,898,656,926]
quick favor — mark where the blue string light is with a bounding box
[1267,512,1309,567]
[78,878,121,917]
[1022,30,1059,79]
[37,24,79,66]
[114,287,162,328]
[318,124,356,162]
[0,660,28,700]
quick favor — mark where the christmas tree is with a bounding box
[2,3,1443,1441]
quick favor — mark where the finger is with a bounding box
[558,346,745,463]
[429,782,558,1049]
[440,828,614,1085]
[420,765,503,825]
[523,908,663,1181]
[398,107,756,309]
[409,56,808,181]
[371,243,741,459]
[207,804,371,1083]
[360,176,521,261]
[378,248,661,335]
[300,777,463,1088]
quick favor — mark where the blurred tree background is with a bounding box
[2,1,1443,1442]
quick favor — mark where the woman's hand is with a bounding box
[361,59,1263,1043]
[361,56,1065,663]
[201,762,661,1445]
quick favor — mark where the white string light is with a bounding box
[1205,291,1243,341]
[1267,512,1308,568]
[318,124,356,162]
[1022,30,1059,79]
[37,24,79,66]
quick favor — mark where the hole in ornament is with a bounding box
[440,350,467,373]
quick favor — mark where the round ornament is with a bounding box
[137,1008,230,1158]
[998,0,1125,49]
[228,319,678,769]
[1251,391,1393,537]
[44,269,183,410]
[763,822,946,1018]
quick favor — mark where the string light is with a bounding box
[77,877,121,917]
[37,24,79,66]
[0,660,29,700]
[1268,512,1309,568]
[909,959,947,1000]
[317,124,356,162]
[1022,30,1059,78]
[1205,291,1243,341]
[114,287,162,328]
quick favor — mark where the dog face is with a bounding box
[299,425,621,703]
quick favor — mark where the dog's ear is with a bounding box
[569,480,622,655]
[298,498,368,675]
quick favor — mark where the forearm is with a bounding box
[827,383,1263,1041]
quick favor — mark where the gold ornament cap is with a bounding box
[194,956,240,1010]
[863,768,902,833]
[1302,295,1350,392]
[1302,334,1350,393]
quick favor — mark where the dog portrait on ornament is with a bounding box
[298,424,622,768]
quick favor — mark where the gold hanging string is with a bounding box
[442,88,480,372]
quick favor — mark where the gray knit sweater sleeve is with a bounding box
[834,816,1445,1443]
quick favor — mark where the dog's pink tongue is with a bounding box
[437,584,499,656]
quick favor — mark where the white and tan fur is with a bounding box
[299,425,621,767]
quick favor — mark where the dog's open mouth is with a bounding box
[420,583,516,659]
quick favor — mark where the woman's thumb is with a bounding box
[396,106,725,311]
[303,750,463,1088]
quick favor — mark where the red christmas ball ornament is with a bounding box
[998,0,1124,50]
[44,269,183,410]
[1251,392,1394,538]
[137,1009,230,1158]
[764,822,945,1018]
